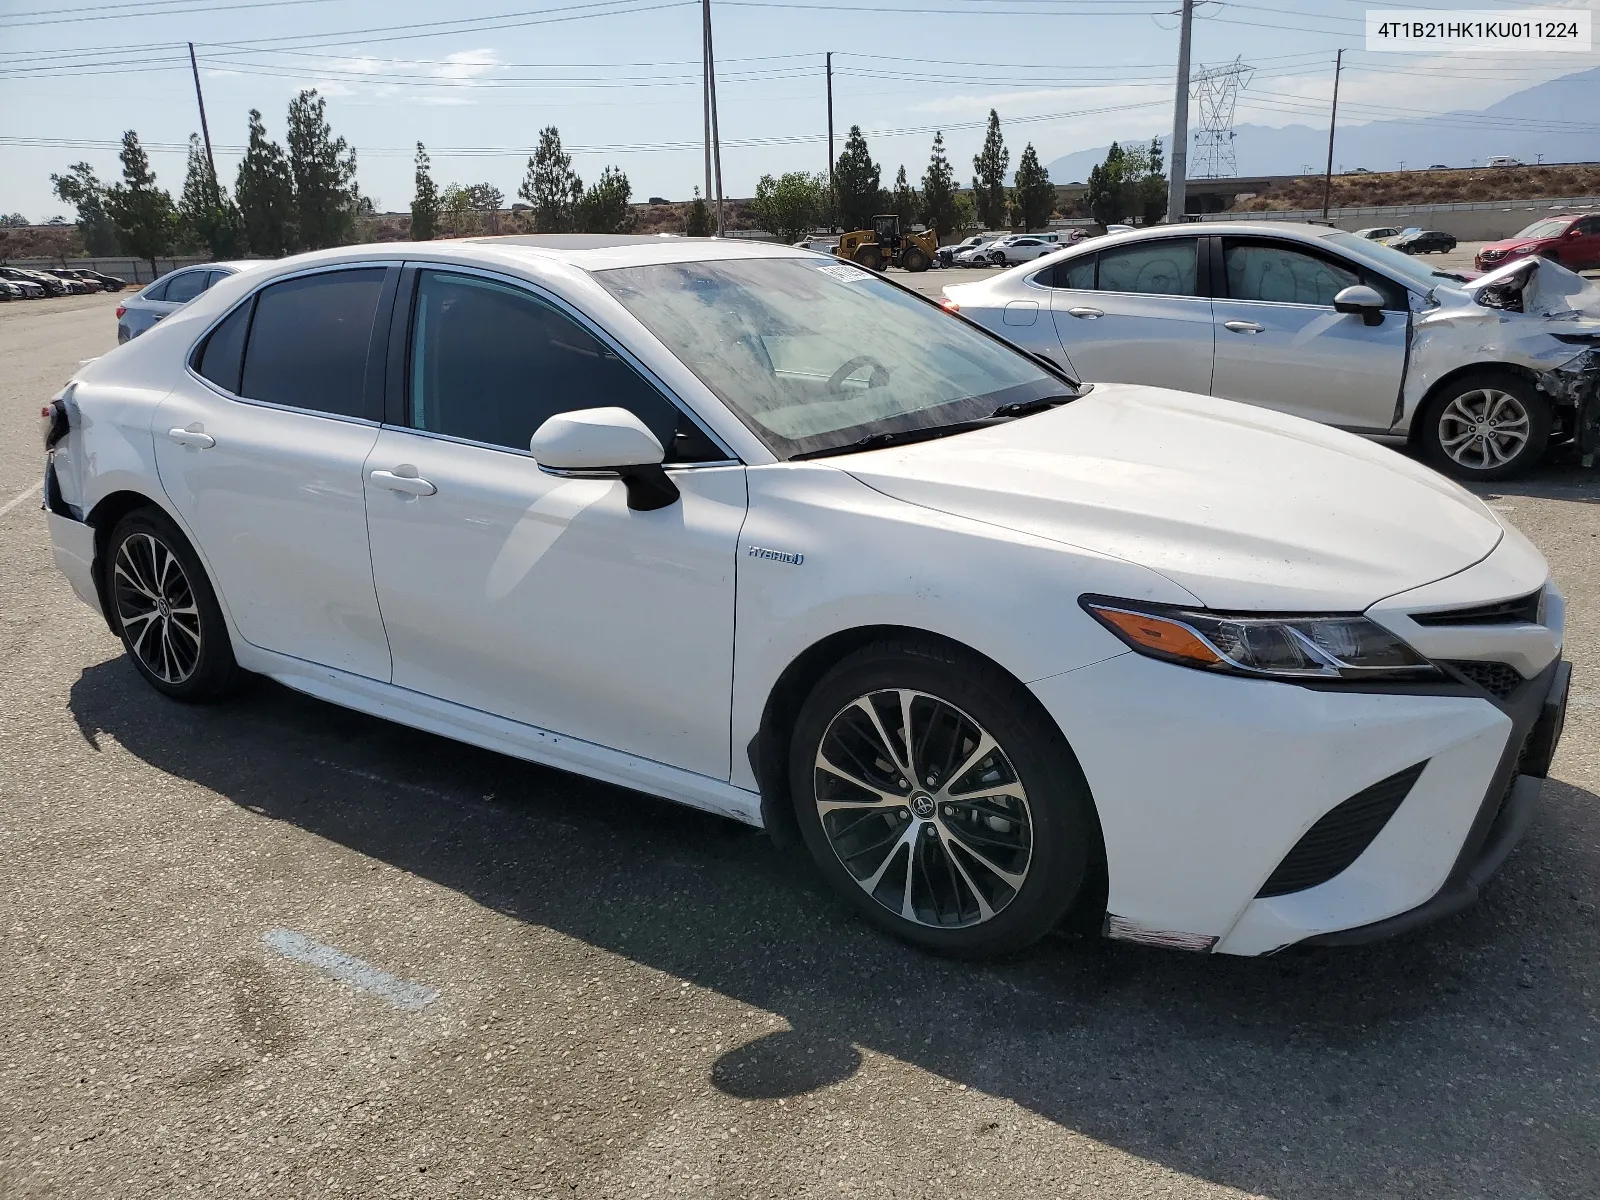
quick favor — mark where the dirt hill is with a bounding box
[1233,163,1600,211]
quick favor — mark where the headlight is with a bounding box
[1081,596,1441,681]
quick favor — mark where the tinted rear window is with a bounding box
[163,271,207,304]
[239,269,386,419]
[194,299,253,394]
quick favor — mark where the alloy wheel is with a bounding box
[813,689,1033,928]
[1438,388,1531,471]
[113,532,203,684]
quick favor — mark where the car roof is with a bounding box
[463,233,812,271]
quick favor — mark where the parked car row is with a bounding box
[0,266,126,300]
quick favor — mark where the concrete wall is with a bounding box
[1209,195,1600,241]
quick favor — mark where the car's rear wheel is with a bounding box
[789,638,1096,957]
[1419,370,1551,481]
[105,506,242,702]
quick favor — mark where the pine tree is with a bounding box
[286,89,359,250]
[574,166,634,234]
[177,134,242,257]
[50,162,118,256]
[890,166,919,227]
[519,127,583,233]
[833,125,881,232]
[1085,141,1128,225]
[971,110,1010,229]
[684,187,712,237]
[466,182,505,234]
[235,109,296,256]
[1012,143,1055,232]
[103,131,178,275]
[411,143,439,241]
[919,132,958,241]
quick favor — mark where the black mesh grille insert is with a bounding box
[1257,762,1428,898]
[1411,592,1541,627]
[1446,659,1527,700]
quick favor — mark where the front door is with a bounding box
[363,267,746,780]
[1210,237,1409,431]
[1046,236,1215,393]
[152,265,396,680]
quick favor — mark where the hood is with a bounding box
[1463,256,1600,319]
[1478,239,1540,255]
[840,385,1504,611]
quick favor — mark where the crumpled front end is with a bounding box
[1400,258,1600,463]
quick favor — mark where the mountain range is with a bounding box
[1041,65,1600,183]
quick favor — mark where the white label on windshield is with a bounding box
[816,263,871,284]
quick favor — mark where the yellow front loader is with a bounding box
[834,214,937,272]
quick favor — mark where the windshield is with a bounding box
[1514,219,1569,239]
[597,256,1073,459]
[1320,230,1458,291]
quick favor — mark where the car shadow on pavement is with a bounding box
[69,659,1600,1199]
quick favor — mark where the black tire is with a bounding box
[853,245,883,272]
[789,637,1097,958]
[1419,369,1552,481]
[901,246,930,273]
[104,506,243,702]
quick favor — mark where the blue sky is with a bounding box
[2,0,1595,220]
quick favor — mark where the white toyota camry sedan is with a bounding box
[41,235,1570,958]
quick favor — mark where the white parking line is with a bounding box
[263,929,440,1012]
[0,480,43,518]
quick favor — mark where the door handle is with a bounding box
[1066,306,1103,319]
[166,425,215,448]
[1223,320,1264,334]
[370,467,437,497]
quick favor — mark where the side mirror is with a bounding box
[1333,284,1386,327]
[529,407,679,511]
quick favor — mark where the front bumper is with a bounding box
[1030,649,1568,956]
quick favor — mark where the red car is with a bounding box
[1475,213,1600,272]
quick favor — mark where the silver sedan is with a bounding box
[116,261,257,343]
[942,221,1600,480]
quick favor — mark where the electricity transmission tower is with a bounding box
[1190,57,1253,179]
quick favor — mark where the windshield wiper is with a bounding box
[988,394,1076,419]
[790,421,996,460]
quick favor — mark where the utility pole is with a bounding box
[1164,0,1194,223]
[1321,48,1343,221]
[187,42,219,203]
[703,0,725,235]
[826,51,835,231]
[701,1,713,215]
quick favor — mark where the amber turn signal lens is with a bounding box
[1087,606,1222,667]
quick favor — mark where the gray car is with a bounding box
[116,262,256,343]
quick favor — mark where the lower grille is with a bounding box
[1258,762,1428,898]
[1446,659,1527,700]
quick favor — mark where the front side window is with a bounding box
[162,270,207,304]
[239,268,386,419]
[1515,219,1570,239]
[1223,241,1358,306]
[407,270,716,461]
[597,256,1073,460]
[1095,239,1198,296]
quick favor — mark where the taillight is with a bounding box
[939,297,960,313]
[115,304,126,318]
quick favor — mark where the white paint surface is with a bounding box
[263,929,440,1012]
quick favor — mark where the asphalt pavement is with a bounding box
[2,291,1598,1199]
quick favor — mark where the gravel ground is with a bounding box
[1,290,1597,1200]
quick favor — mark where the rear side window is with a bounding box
[195,300,252,394]
[1049,255,1096,289]
[204,270,229,290]
[1097,239,1198,296]
[239,269,386,419]
[163,270,207,304]
[406,269,714,460]
[144,277,170,301]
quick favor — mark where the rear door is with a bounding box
[1209,236,1408,430]
[152,264,398,679]
[1045,236,1214,393]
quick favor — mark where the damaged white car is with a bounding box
[943,221,1600,480]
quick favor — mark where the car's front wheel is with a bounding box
[1419,370,1551,480]
[105,506,243,702]
[790,638,1097,957]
